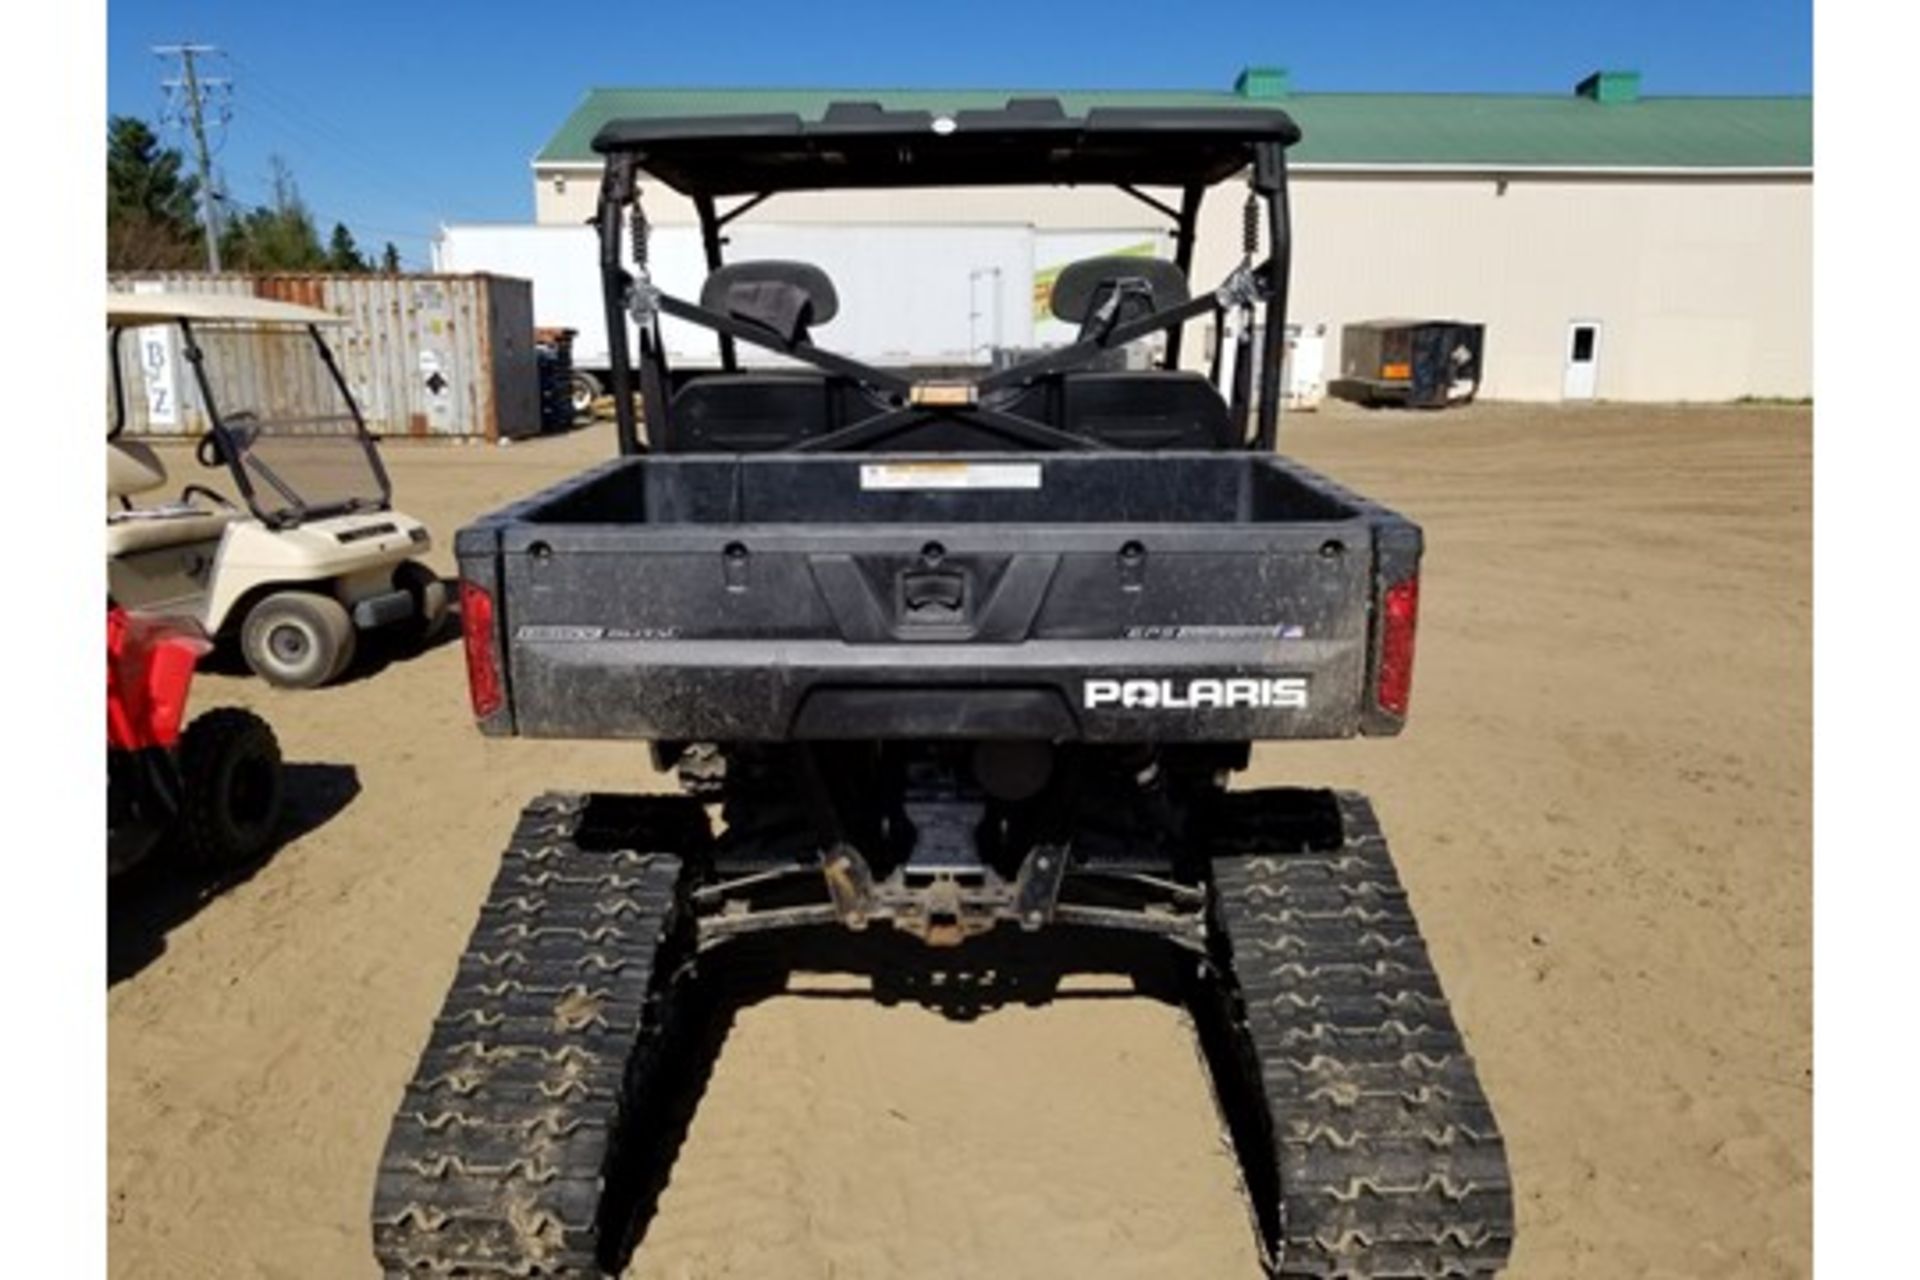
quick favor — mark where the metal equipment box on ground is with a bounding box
[1335,318,1486,408]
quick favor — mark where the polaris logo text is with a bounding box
[1083,677,1309,711]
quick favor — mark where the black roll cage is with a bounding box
[594,116,1294,457]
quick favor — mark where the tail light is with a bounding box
[458,579,504,719]
[1376,574,1419,717]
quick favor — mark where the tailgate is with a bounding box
[455,453,1420,742]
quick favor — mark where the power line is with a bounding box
[152,49,468,267]
[218,53,448,230]
[153,42,230,272]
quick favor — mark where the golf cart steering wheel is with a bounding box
[197,411,259,469]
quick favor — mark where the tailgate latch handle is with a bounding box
[901,569,966,619]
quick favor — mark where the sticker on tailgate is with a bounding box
[1124,624,1307,640]
[515,625,680,641]
[859,462,1042,492]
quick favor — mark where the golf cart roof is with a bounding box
[106,292,344,328]
[592,99,1302,196]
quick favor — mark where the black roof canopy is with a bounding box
[590,99,1302,196]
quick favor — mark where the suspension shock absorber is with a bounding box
[629,202,650,276]
[1229,189,1261,427]
[624,192,669,448]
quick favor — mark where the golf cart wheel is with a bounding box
[241,591,357,688]
[394,560,450,643]
[567,370,601,418]
[177,707,284,869]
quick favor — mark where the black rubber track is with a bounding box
[371,793,708,1277]
[1200,789,1513,1278]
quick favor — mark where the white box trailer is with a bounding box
[437,222,1050,387]
[434,222,1166,395]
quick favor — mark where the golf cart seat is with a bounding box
[106,508,237,556]
[107,439,238,555]
[108,438,170,498]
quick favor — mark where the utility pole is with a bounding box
[154,43,229,272]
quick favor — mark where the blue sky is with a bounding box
[107,0,1811,267]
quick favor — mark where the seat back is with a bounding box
[1050,256,1190,341]
[108,439,168,499]
[669,370,1234,453]
[1060,371,1237,450]
[667,373,892,453]
[700,261,840,345]
[669,374,833,452]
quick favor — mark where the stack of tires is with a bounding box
[534,327,583,432]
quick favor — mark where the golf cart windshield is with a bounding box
[188,322,391,523]
[105,293,391,526]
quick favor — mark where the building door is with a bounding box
[1562,321,1601,400]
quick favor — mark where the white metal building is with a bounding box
[524,70,1811,403]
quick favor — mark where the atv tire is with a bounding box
[177,707,284,869]
[242,591,356,688]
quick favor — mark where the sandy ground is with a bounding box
[107,400,1810,1279]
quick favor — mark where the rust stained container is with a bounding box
[108,272,540,440]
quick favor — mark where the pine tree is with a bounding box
[220,156,327,271]
[107,115,203,270]
[327,222,368,272]
[381,242,402,273]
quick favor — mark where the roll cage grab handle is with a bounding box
[596,143,1292,456]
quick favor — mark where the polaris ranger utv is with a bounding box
[374,100,1513,1277]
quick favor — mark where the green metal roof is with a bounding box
[536,87,1811,171]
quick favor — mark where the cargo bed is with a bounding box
[455,452,1422,742]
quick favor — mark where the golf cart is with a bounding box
[107,293,447,688]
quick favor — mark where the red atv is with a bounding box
[108,606,284,877]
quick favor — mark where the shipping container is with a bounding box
[107,272,541,440]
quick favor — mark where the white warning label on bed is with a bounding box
[859,462,1042,492]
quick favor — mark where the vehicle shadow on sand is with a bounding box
[107,761,361,985]
[607,926,1187,1271]
[331,611,462,687]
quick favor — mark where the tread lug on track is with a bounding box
[371,792,706,1278]
[1203,789,1514,1278]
